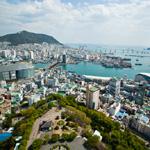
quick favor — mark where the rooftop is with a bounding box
[138,73,150,78]
[0,63,34,73]
[83,75,111,81]
[89,86,99,92]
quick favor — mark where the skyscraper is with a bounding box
[86,85,100,110]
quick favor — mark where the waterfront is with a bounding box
[62,61,150,79]
[34,55,150,79]
[33,44,150,79]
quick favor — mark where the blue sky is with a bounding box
[0,0,150,46]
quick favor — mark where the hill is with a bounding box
[0,31,62,45]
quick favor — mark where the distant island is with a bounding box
[0,31,62,45]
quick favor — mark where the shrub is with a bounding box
[60,132,77,142]
[50,144,70,150]
[67,132,77,142]
[66,122,78,128]
[61,112,67,119]
[29,138,43,150]
[57,120,65,126]
[60,133,69,142]
[48,102,56,109]
[62,125,69,131]
[50,134,60,143]
[84,135,100,150]
[43,134,49,145]
[82,129,93,138]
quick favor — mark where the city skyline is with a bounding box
[0,0,150,46]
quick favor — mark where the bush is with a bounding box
[84,135,100,150]
[62,125,69,131]
[61,112,67,119]
[82,129,93,138]
[66,122,78,128]
[67,132,77,142]
[60,132,77,142]
[2,114,12,129]
[29,138,43,150]
[48,102,56,109]
[43,134,49,145]
[60,133,69,142]
[50,134,60,143]
[50,144,70,150]
[57,120,65,126]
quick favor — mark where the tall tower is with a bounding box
[86,85,100,110]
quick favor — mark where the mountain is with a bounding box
[0,31,62,45]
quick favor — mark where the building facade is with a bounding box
[86,85,100,110]
[0,63,34,81]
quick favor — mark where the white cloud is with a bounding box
[0,0,150,46]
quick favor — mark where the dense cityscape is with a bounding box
[0,35,150,150]
[0,0,150,150]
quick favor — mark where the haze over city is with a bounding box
[0,0,150,46]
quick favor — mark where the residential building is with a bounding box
[86,85,100,109]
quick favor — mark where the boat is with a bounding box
[123,58,131,61]
[135,63,142,66]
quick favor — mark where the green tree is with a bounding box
[84,135,100,150]
[67,132,77,142]
[2,114,12,128]
[60,133,69,142]
[43,134,49,145]
[29,139,43,150]
[50,134,60,143]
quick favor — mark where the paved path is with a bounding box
[41,137,86,150]
[27,108,62,149]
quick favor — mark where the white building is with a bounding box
[93,130,102,141]
[86,85,100,110]
[28,94,41,106]
[108,102,121,117]
[29,51,34,60]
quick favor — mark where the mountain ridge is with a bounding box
[0,30,62,45]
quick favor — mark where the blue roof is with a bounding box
[115,109,128,119]
[138,114,149,124]
[0,133,12,142]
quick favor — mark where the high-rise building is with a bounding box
[108,78,121,97]
[12,50,16,59]
[29,51,34,60]
[86,85,100,109]
[62,54,67,63]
